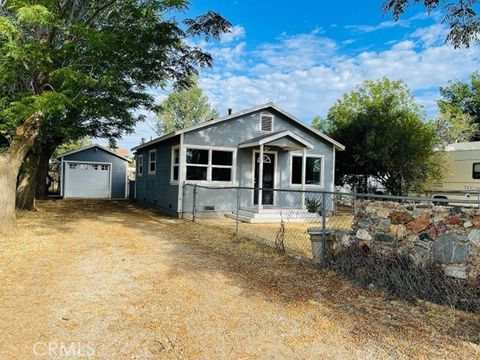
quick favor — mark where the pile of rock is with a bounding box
[330,200,480,281]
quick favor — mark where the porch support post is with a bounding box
[258,144,264,212]
[301,148,307,209]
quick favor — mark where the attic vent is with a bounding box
[260,115,273,132]
[203,205,215,211]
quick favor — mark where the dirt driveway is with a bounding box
[0,200,479,359]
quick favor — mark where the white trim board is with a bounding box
[239,130,313,149]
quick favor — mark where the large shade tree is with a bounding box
[328,78,440,195]
[0,0,230,233]
[383,0,480,47]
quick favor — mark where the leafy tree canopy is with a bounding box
[154,77,219,135]
[328,78,440,195]
[383,0,480,47]
[437,72,480,140]
[311,116,332,135]
[0,0,231,145]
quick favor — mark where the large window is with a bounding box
[291,155,323,186]
[148,149,156,174]
[185,147,234,182]
[171,146,180,182]
[137,155,143,176]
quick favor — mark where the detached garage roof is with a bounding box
[57,144,130,162]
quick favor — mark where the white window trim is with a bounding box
[289,153,325,188]
[148,149,156,175]
[171,145,180,184]
[259,113,274,132]
[183,144,237,185]
[137,154,143,177]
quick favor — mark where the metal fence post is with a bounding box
[321,191,327,265]
[192,183,197,222]
[235,187,240,237]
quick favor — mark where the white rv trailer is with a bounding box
[427,142,480,206]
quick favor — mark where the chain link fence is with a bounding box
[182,184,362,258]
[182,184,480,312]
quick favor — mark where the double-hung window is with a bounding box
[137,155,143,177]
[171,146,180,182]
[148,149,156,174]
[291,155,323,186]
[184,147,234,183]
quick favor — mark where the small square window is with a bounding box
[473,163,480,179]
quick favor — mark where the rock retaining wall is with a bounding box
[329,200,480,281]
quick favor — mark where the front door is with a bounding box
[254,152,275,205]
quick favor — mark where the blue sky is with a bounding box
[113,0,480,151]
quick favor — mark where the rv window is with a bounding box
[473,163,480,179]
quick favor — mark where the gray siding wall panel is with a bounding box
[135,107,338,215]
[183,109,336,209]
[135,136,180,215]
[183,109,335,191]
[63,148,128,199]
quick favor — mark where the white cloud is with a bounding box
[346,12,432,33]
[119,22,480,149]
[220,25,246,43]
[200,26,480,121]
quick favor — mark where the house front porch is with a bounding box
[225,205,321,223]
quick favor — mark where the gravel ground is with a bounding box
[0,200,478,359]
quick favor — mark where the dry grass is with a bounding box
[200,214,354,257]
[0,200,478,359]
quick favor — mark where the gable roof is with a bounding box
[239,130,314,149]
[57,144,130,162]
[131,102,345,151]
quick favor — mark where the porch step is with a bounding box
[225,209,321,223]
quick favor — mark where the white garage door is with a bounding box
[65,162,111,199]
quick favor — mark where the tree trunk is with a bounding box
[0,112,43,234]
[35,147,54,200]
[16,150,41,210]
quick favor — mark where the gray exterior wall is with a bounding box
[133,107,339,215]
[62,147,128,199]
[134,136,180,215]
[182,108,336,213]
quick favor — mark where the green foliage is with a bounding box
[383,0,480,48]
[311,116,332,135]
[53,137,93,159]
[328,78,440,195]
[434,105,479,146]
[305,197,323,215]
[0,0,231,147]
[438,72,480,141]
[154,78,219,135]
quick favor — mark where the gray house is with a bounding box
[58,144,129,199]
[132,103,344,220]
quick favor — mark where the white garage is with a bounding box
[58,144,129,199]
[64,162,111,198]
